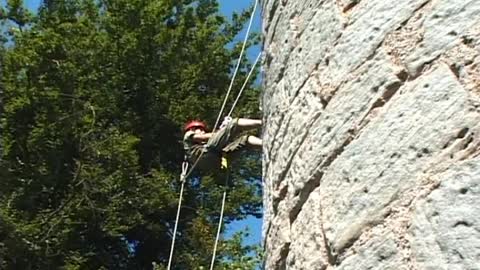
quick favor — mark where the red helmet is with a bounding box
[184,120,206,132]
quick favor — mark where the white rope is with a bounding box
[210,1,259,268]
[209,174,229,270]
[171,50,259,268]
[213,0,259,132]
[178,0,259,187]
[168,1,259,268]
[167,161,188,270]
[227,51,262,117]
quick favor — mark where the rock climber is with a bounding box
[183,118,262,173]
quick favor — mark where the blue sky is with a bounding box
[5,0,263,249]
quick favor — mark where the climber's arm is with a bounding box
[192,132,213,142]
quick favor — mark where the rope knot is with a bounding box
[219,116,233,129]
[180,161,189,182]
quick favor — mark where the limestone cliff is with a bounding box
[261,0,480,269]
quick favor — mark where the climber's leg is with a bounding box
[247,135,262,149]
[206,119,239,152]
[222,135,261,156]
[207,118,262,153]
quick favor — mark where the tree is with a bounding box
[0,0,262,269]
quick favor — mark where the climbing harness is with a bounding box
[167,1,260,269]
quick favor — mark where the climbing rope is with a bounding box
[167,161,189,270]
[208,47,262,270]
[170,0,260,187]
[227,51,262,117]
[209,1,259,268]
[167,1,259,269]
[213,0,259,132]
[209,161,230,270]
[167,52,261,268]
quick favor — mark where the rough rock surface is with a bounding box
[261,0,480,269]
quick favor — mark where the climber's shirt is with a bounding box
[183,118,250,173]
[183,131,206,162]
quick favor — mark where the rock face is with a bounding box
[261,0,480,269]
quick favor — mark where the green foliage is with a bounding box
[0,0,262,269]
[216,229,264,270]
[1,0,33,28]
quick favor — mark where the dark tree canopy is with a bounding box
[0,0,262,269]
